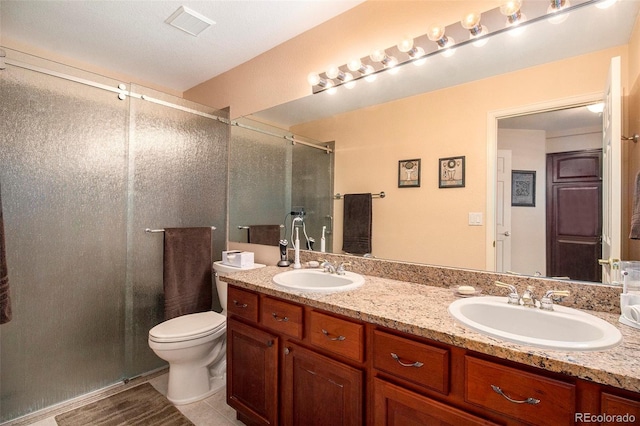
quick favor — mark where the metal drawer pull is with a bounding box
[233,300,247,308]
[491,385,540,405]
[321,329,345,341]
[390,353,424,368]
[272,312,289,322]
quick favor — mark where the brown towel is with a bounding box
[0,187,11,324]
[631,172,640,239]
[342,193,372,255]
[163,228,213,320]
[248,225,281,246]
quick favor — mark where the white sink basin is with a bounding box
[272,269,364,293]
[448,296,622,351]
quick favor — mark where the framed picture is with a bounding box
[511,170,536,207]
[398,159,421,187]
[439,156,465,188]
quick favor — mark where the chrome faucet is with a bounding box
[320,261,351,275]
[540,289,571,311]
[520,286,538,308]
[495,281,520,305]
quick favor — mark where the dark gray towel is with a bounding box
[248,224,281,246]
[631,172,640,239]
[163,228,213,320]
[0,187,11,324]
[342,193,372,255]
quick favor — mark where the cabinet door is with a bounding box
[282,342,363,426]
[374,378,498,426]
[600,392,640,425]
[227,318,278,426]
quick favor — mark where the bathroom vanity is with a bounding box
[224,261,640,426]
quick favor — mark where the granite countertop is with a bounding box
[225,265,640,394]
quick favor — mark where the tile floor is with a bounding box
[24,373,244,426]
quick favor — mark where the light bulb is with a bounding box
[461,12,481,31]
[427,24,445,42]
[547,0,571,24]
[369,49,387,63]
[307,72,321,86]
[347,58,363,72]
[344,73,356,89]
[500,0,527,27]
[397,38,414,53]
[325,66,341,79]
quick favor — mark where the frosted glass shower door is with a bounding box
[125,85,229,377]
[0,60,129,421]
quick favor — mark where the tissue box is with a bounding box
[222,250,254,268]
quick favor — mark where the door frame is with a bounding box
[485,92,604,272]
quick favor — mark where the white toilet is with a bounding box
[148,260,265,405]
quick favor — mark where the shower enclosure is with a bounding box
[0,49,229,422]
[229,117,334,252]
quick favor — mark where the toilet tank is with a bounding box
[212,261,265,315]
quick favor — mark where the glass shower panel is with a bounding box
[292,142,335,252]
[126,84,229,377]
[228,122,291,244]
[0,60,128,421]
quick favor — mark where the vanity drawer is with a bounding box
[465,356,575,426]
[227,286,259,323]
[308,310,364,362]
[260,296,304,339]
[373,330,449,394]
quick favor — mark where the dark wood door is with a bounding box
[282,342,363,426]
[546,150,602,282]
[227,318,279,425]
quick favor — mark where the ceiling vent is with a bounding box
[165,6,215,37]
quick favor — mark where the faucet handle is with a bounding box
[336,262,351,275]
[495,281,520,304]
[540,290,570,311]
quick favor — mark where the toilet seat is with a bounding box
[149,311,225,344]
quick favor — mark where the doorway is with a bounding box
[487,97,605,281]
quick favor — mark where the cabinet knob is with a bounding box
[266,340,274,348]
[284,347,290,355]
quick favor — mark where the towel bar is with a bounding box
[145,227,216,233]
[334,192,385,200]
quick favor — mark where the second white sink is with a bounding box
[448,296,622,351]
[272,269,364,293]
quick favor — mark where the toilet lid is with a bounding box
[149,311,225,343]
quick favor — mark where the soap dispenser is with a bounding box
[277,239,290,267]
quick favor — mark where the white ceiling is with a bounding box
[0,0,364,92]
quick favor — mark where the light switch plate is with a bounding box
[469,212,483,226]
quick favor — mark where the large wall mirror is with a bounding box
[237,0,639,285]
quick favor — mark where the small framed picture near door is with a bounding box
[439,156,465,188]
[511,170,536,207]
[398,159,421,187]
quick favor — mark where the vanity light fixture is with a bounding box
[370,49,399,74]
[547,0,571,24]
[326,66,355,89]
[461,12,489,47]
[307,72,335,92]
[347,58,377,82]
[397,38,427,65]
[500,0,527,28]
[427,24,455,57]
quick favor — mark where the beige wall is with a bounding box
[183,1,501,117]
[290,47,628,269]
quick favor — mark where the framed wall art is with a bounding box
[398,159,421,188]
[511,170,536,207]
[439,156,465,188]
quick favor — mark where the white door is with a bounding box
[601,56,622,284]
[496,150,512,273]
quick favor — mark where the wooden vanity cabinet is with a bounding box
[227,285,364,426]
[227,285,640,426]
[227,318,279,426]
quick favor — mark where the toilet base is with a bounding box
[167,374,226,405]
